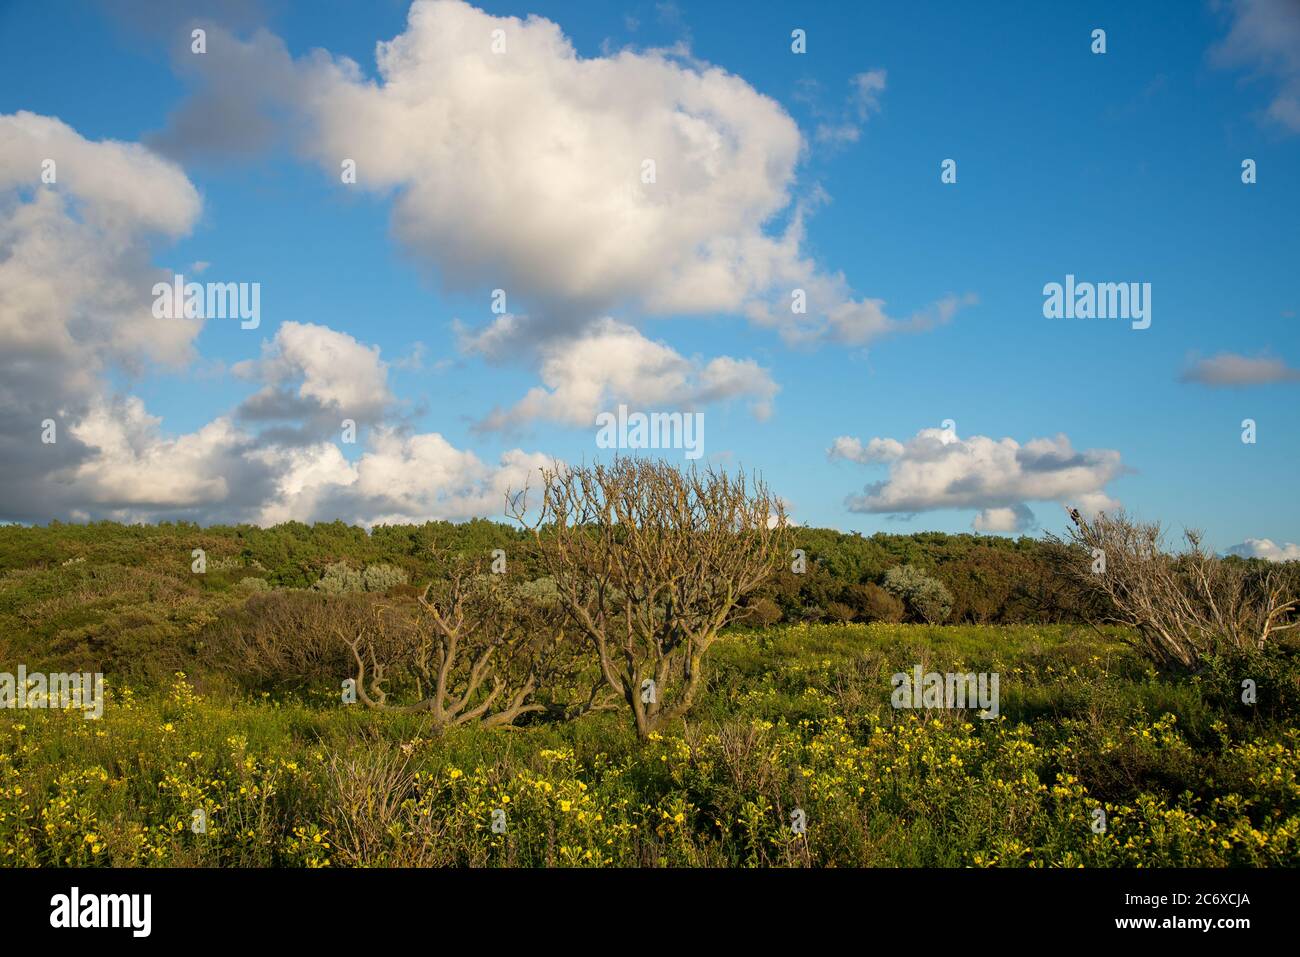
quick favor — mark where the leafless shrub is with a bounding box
[510,458,789,739]
[204,590,371,686]
[341,555,589,727]
[1049,507,1298,670]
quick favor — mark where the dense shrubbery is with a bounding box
[2,519,1294,683]
[2,515,1298,867]
[2,626,1297,867]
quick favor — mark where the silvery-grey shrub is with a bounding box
[362,563,409,592]
[314,562,408,594]
[882,564,953,624]
[513,576,561,609]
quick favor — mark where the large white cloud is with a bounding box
[475,318,778,430]
[292,0,804,330]
[251,431,553,527]
[0,113,202,378]
[0,114,553,526]
[66,397,243,510]
[157,1,970,354]
[58,318,555,526]
[829,425,1124,531]
[46,336,553,526]
[0,111,204,519]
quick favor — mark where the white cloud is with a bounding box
[55,354,554,527]
[234,321,394,425]
[1227,538,1300,562]
[0,111,204,520]
[1211,0,1300,133]
[254,431,554,527]
[290,0,801,328]
[476,318,778,430]
[835,425,1124,529]
[0,111,552,528]
[0,111,201,238]
[66,397,239,509]
[0,113,203,376]
[152,1,968,349]
[972,503,1035,534]
[828,435,904,464]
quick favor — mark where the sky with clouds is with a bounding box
[0,0,1297,558]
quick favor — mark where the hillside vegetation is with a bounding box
[0,518,1142,680]
[2,512,1297,867]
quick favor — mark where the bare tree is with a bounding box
[340,557,576,728]
[510,458,789,739]
[1049,507,1298,670]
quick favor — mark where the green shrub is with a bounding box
[361,563,409,593]
[313,562,408,594]
[882,564,954,624]
[313,562,364,594]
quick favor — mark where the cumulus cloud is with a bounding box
[1211,0,1300,133]
[251,431,553,527]
[1179,352,1300,387]
[233,321,394,443]
[475,318,778,431]
[40,344,552,526]
[60,319,554,525]
[1227,538,1300,562]
[155,1,970,353]
[832,425,1124,531]
[0,111,553,527]
[58,397,278,520]
[972,503,1036,534]
[0,111,203,519]
[827,435,905,464]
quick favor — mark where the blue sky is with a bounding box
[0,0,1297,556]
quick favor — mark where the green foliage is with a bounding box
[3,626,1298,867]
[0,520,1098,646]
[882,564,954,624]
[312,562,409,594]
[313,562,364,594]
[362,564,408,592]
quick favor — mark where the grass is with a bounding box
[2,622,1296,867]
